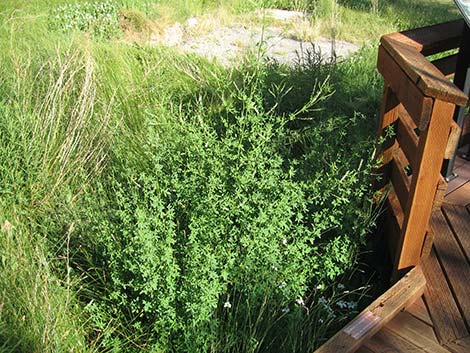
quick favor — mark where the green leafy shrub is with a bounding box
[49,0,121,39]
[68,53,379,352]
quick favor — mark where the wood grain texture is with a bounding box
[422,247,469,344]
[377,46,433,130]
[444,336,470,353]
[442,204,470,263]
[377,84,400,171]
[396,109,419,171]
[431,210,470,327]
[355,346,376,353]
[445,182,470,207]
[380,36,467,107]
[313,267,426,353]
[383,20,463,56]
[433,177,448,211]
[387,311,447,352]
[391,149,411,212]
[394,100,455,272]
[444,121,461,160]
[405,296,433,326]
[365,328,423,353]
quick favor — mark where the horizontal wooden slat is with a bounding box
[386,190,403,260]
[444,120,462,159]
[377,46,434,130]
[383,19,463,56]
[388,188,404,231]
[314,266,426,353]
[380,37,468,107]
[432,54,458,78]
[397,109,419,171]
[391,149,411,212]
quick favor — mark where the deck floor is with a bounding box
[358,155,470,353]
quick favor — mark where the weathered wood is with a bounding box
[445,181,470,206]
[405,296,433,326]
[396,109,419,171]
[387,311,448,352]
[377,85,400,168]
[377,46,434,130]
[431,209,470,327]
[381,36,468,107]
[394,100,455,273]
[420,231,434,259]
[442,204,470,262]
[391,149,411,212]
[385,190,404,260]
[445,336,470,353]
[433,176,448,210]
[364,328,423,352]
[383,20,464,56]
[432,54,458,78]
[313,267,426,353]
[422,247,469,344]
[444,121,462,160]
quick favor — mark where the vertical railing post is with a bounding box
[375,20,468,281]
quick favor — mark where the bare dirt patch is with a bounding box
[145,9,360,66]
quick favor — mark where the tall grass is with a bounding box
[0,17,114,352]
[0,1,456,352]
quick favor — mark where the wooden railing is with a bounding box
[376,20,468,280]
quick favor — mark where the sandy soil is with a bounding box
[148,9,359,66]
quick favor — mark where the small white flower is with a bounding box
[282,238,288,245]
[295,298,305,306]
[278,281,287,289]
[281,307,290,314]
[224,301,231,309]
[316,284,324,290]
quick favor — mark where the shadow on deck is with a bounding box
[357,155,470,353]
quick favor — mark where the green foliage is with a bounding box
[49,0,122,38]
[0,0,405,352]
[120,8,150,32]
[62,50,380,352]
[0,218,90,353]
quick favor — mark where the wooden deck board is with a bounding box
[442,204,470,263]
[431,209,470,329]
[422,247,468,344]
[315,159,470,353]
[446,154,470,206]
[387,311,444,351]
[405,297,433,326]
[364,328,424,353]
[362,177,470,352]
[444,336,470,353]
